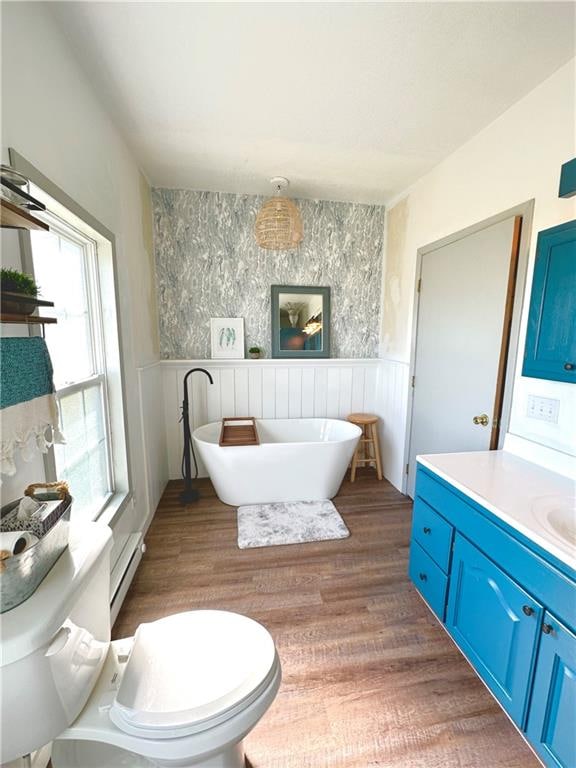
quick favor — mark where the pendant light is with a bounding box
[255,177,303,250]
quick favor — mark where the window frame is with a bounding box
[11,148,133,528]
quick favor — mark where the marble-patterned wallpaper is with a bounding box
[153,189,385,359]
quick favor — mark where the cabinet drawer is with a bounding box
[409,540,448,621]
[412,497,454,572]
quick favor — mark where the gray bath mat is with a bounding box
[237,500,350,549]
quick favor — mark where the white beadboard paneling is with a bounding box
[289,368,303,418]
[375,359,410,492]
[364,365,378,413]
[339,367,353,417]
[301,368,315,417]
[275,368,290,419]
[234,367,249,416]
[248,366,263,418]
[351,366,366,413]
[326,368,341,417]
[163,367,181,479]
[314,366,328,417]
[161,360,391,482]
[262,367,276,418]
[220,368,235,417]
[138,363,169,521]
[206,368,222,422]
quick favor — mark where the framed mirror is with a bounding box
[271,285,331,358]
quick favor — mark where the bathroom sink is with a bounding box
[532,496,576,547]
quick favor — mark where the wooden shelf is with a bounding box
[0,199,49,231]
[0,314,57,325]
[0,291,54,308]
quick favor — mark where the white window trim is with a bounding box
[11,148,133,525]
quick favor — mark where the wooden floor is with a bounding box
[114,473,539,768]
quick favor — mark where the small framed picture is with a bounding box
[210,318,245,359]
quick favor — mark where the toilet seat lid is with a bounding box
[109,610,277,738]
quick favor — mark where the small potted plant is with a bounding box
[0,268,40,315]
[248,346,262,359]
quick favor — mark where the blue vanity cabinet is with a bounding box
[409,462,576,767]
[446,534,543,727]
[409,497,454,620]
[522,219,576,383]
[526,614,576,768]
[408,541,448,620]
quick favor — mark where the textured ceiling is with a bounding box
[51,2,575,203]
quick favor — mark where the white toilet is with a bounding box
[0,524,281,768]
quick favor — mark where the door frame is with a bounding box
[403,200,535,495]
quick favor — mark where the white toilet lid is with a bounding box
[109,610,278,739]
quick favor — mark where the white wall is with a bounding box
[158,359,380,480]
[1,5,165,535]
[380,60,576,476]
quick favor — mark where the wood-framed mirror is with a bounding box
[271,285,331,359]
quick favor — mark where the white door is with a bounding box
[407,216,520,496]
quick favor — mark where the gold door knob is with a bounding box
[473,414,490,426]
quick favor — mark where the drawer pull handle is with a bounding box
[418,572,427,582]
[522,605,535,617]
[423,527,431,534]
[564,362,574,371]
[542,623,554,635]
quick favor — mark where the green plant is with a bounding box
[0,268,39,296]
[248,346,261,354]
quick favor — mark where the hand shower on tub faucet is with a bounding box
[180,368,214,504]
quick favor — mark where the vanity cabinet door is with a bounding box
[522,219,576,383]
[527,614,576,768]
[446,534,543,727]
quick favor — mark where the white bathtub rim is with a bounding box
[192,418,362,447]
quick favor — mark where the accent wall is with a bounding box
[153,189,385,359]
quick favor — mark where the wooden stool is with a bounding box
[347,413,383,482]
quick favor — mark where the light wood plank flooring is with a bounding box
[114,473,539,768]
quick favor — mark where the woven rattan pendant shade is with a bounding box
[255,179,303,250]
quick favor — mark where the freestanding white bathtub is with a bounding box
[193,418,361,506]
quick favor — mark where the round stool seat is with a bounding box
[347,413,378,426]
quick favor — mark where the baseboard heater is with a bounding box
[110,532,144,625]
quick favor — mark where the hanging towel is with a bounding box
[0,337,65,476]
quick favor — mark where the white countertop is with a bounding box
[417,451,576,571]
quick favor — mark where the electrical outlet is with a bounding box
[526,395,560,423]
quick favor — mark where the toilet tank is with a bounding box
[0,523,113,763]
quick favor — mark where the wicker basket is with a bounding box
[255,196,303,250]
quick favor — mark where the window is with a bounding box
[30,216,115,520]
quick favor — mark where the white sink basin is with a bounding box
[532,496,576,547]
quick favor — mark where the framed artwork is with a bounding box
[210,318,245,359]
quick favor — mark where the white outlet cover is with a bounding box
[526,394,560,424]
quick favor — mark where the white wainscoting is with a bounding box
[161,359,383,481]
[138,358,410,504]
[375,359,411,493]
[137,362,169,525]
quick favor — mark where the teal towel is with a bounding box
[0,337,56,410]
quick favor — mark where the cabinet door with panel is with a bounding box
[527,614,576,768]
[446,534,543,726]
[522,219,576,383]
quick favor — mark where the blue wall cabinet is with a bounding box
[559,158,576,198]
[446,534,542,726]
[527,614,576,768]
[523,219,576,383]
